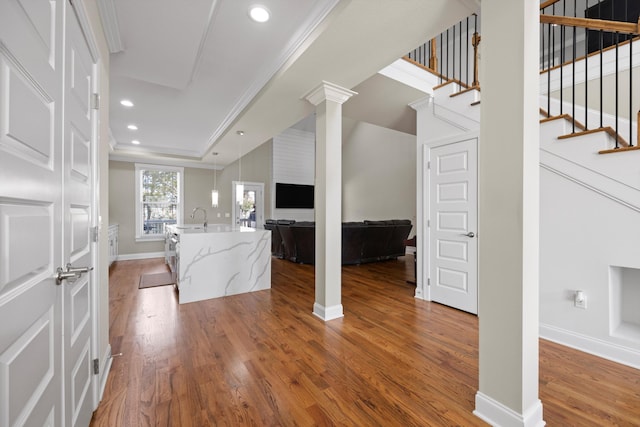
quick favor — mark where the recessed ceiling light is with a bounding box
[120,99,134,107]
[131,140,141,145]
[127,124,138,130]
[249,6,270,23]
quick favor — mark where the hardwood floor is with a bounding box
[92,257,640,426]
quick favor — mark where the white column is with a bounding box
[303,81,356,321]
[409,95,433,301]
[474,1,544,427]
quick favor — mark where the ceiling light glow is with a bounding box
[131,140,141,145]
[120,99,134,107]
[127,124,138,130]
[249,6,270,23]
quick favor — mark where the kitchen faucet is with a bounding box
[190,207,207,229]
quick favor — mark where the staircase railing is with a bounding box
[405,14,480,89]
[540,0,640,151]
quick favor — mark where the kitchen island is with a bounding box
[166,224,271,304]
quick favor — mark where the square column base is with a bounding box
[474,392,545,427]
[313,303,344,321]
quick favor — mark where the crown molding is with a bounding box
[204,0,342,153]
[302,81,357,106]
[97,0,124,53]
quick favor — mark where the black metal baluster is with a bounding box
[630,37,633,146]
[466,17,469,86]
[548,22,552,116]
[616,32,619,148]
[600,30,604,128]
[453,25,456,82]
[583,1,589,130]
[459,21,462,85]
[572,0,576,133]
[446,28,449,80]
[440,33,443,83]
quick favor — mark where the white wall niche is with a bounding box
[609,266,640,343]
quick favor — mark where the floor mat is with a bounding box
[139,272,175,289]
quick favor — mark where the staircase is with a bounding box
[399,4,640,369]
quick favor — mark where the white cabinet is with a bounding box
[108,224,119,266]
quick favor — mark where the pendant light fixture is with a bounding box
[236,131,244,204]
[211,152,219,207]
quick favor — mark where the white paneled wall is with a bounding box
[272,128,315,221]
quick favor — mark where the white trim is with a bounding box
[312,303,344,321]
[205,0,341,151]
[134,163,184,240]
[117,251,165,261]
[378,59,437,94]
[110,154,220,170]
[540,150,640,213]
[232,181,265,227]
[474,392,545,427]
[98,344,112,401]
[187,0,220,85]
[303,81,358,106]
[70,0,101,61]
[96,0,124,53]
[540,324,640,370]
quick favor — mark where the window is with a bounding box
[135,164,184,240]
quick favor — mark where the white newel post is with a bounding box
[303,81,356,321]
[474,1,544,427]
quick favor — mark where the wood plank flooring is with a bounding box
[92,257,640,426]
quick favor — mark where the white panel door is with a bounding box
[429,138,478,314]
[0,0,65,425]
[63,6,95,427]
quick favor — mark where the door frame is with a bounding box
[231,181,265,228]
[68,0,103,409]
[418,131,479,306]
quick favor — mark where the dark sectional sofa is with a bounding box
[264,219,412,265]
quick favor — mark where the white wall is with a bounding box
[342,119,416,225]
[539,162,640,369]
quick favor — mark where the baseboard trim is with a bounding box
[98,344,112,402]
[540,323,640,370]
[313,303,344,321]
[117,251,165,261]
[474,392,545,427]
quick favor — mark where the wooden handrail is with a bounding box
[539,0,562,10]
[540,15,640,35]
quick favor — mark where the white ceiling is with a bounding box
[103,0,479,167]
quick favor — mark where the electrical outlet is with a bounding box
[574,291,587,309]
[225,213,230,218]
[217,213,221,218]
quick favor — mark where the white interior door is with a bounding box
[0,0,65,425]
[429,138,478,314]
[232,182,264,228]
[0,1,96,426]
[63,6,95,426]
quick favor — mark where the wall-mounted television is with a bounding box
[275,182,314,209]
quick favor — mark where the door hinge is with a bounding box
[91,226,99,243]
[93,358,100,375]
[427,220,430,228]
[91,93,100,110]
[427,161,431,169]
[427,278,431,286]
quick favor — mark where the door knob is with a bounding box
[462,232,475,238]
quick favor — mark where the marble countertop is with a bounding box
[167,224,258,235]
